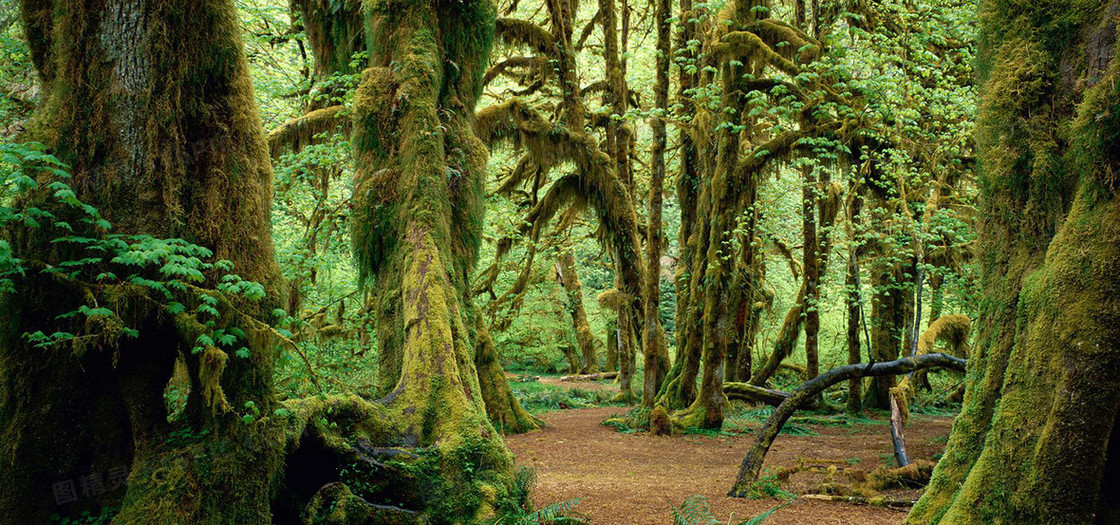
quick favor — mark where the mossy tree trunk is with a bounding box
[906,2,1120,523]
[354,0,537,437]
[845,180,866,412]
[291,0,365,109]
[556,250,598,373]
[350,0,525,501]
[642,0,671,409]
[2,1,287,523]
[802,165,820,402]
[598,0,640,404]
[863,198,911,409]
[659,0,702,411]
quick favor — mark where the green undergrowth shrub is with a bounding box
[510,379,621,414]
[733,471,797,501]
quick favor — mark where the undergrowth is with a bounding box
[511,378,621,414]
[671,494,789,524]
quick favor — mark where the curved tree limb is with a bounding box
[724,382,789,406]
[730,353,967,496]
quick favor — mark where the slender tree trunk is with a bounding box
[907,3,1120,522]
[846,183,865,412]
[606,321,620,372]
[598,0,641,403]
[661,0,702,410]
[556,250,598,373]
[802,166,820,402]
[927,271,944,322]
[642,0,671,408]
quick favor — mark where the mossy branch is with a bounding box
[731,353,967,496]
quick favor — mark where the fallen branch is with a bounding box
[800,494,918,507]
[729,353,966,496]
[559,371,619,382]
[724,382,789,406]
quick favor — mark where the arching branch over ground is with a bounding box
[730,353,967,496]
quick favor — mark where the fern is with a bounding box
[497,498,589,525]
[672,495,722,525]
[671,495,789,525]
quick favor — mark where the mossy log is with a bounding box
[730,353,966,496]
[559,371,619,382]
[724,382,789,407]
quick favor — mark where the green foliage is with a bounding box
[511,380,620,414]
[1,142,283,428]
[671,495,787,525]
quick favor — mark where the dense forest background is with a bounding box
[2,0,979,400]
[0,0,1117,523]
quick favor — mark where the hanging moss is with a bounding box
[350,0,520,519]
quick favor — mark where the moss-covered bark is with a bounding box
[863,234,911,409]
[2,1,286,523]
[802,166,820,401]
[906,2,1120,523]
[642,0,671,409]
[845,184,866,412]
[350,0,522,516]
[660,0,702,411]
[556,250,598,373]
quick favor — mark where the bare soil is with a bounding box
[505,406,952,525]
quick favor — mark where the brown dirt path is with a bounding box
[505,407,952,525]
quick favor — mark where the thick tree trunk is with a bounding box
[907,2,1120,523]
[350,0,520,516]
[864,250,908,409]
[475,316,542,433]
[2,1,285,523]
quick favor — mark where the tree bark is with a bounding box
[3,1,285,522]
[350,0,521,515]
[642,0,671,409]
[556,250,598,373]
[907,3,1120,522]
[802,166,820,403]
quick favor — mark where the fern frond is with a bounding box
[672,495,722,525]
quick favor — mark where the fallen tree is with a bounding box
[729,353,967,496]
[560,371,619,382]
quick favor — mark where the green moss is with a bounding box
[907,2,1120,523]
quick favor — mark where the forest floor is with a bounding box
[505,402,953,525]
